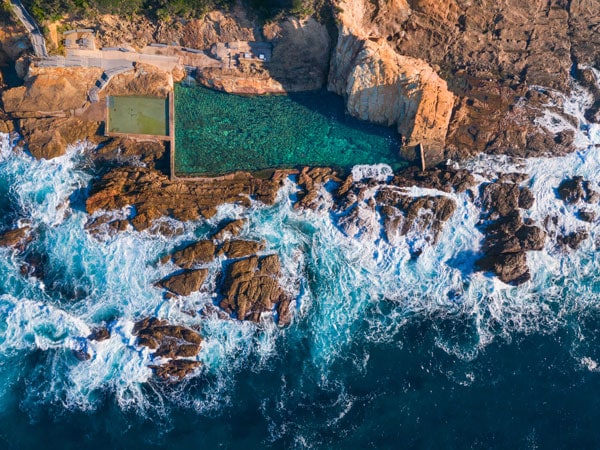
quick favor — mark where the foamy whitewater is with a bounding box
[1,75,600,448]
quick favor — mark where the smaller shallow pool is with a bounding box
[107,96,169,136]
[174,85,405,176]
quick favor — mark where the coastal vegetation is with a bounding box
[21,0,320,22]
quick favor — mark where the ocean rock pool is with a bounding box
[107,95,169,137]
[174,84,405,176]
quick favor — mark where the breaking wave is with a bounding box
[0,72,599,446]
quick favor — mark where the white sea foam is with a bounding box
[351,163,393,182]
[0,71,599,415]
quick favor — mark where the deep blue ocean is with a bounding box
[0,80,599,449]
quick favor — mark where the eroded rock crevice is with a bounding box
[133,317,203,381]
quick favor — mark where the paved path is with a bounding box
[36,49,180,73]
[70,48,180,71]
[88,65,134,103]
[9,0,47,57]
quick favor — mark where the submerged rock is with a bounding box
[88,326,111,342]
[157,269,209,297]
[0,225,32,249]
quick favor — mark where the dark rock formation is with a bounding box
[476,181,545,285]
[328,165,467,253]
[558,176,599,204]
[575,65,600,124]
[149,359,201,381]
[295,167,341,210]
[558,230,590,250]
[377,188,456,252]
[219,254,292,325]
[21,250,47,280]
[73,349,92,361]
[133,317,202,381]
[481,182,521,218]
[578,210,596,223]
[479,251,531,285]
[88,326,111,342]
[518,187,535,210]
[392,165,475,193]
[157,269,209,297]
[171,240,216,269]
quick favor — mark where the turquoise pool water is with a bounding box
[174,84,405,176]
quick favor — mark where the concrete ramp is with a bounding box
[88,65,135,103]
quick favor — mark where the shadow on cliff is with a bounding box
[285,88,402,152]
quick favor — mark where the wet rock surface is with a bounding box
[558,229,590,250]
[558,176,599,204]
[88,326,111,342]
[212,219,247,241]
[171,240,216,269]
[85,167,286,232]
[219,240,265,259]
[133,317,202,381]
[219,254,293,325]
[392,165,475,193]
[155,235,294,324]
[157,269,209,297]
[477,180,546,285]
[311,165,472,255]
[578,210,596,223]
[295,167,341,211]
[377,189,457,254]
[149,359,202,381]
[0,226,32,249]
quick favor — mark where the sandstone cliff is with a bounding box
[328,0,454,165]
[328,0,600,162]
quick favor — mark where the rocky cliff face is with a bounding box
[328,0,454,165]
[329,0,600,162]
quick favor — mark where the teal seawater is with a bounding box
[0,85,599,449]
[174,84,405,176]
